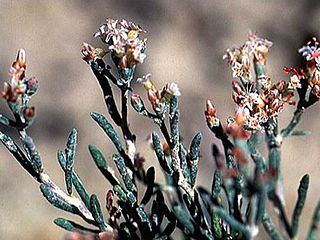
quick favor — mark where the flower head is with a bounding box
[137,73,155,91]
[2,49,37,102]
[284,48,320,108]
[94,18,147,69]
[223,43,252,81]
[137,74,181,114]
[248,32,273,63]
[223,33,303,130]
[162,82,181,98]
[298,37,320,65]
[223,32,272,82]
[10,48,26,81]
[230,77,297,130]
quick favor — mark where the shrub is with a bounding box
[1,18,320,240]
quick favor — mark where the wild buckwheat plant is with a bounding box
[1,18,320,240]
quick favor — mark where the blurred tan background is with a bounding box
[0,0,319,239]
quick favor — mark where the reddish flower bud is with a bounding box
[276,80,286,91]
[23,107,35,119]
[162,140,170,156]
[147,90,159,106]
[11,49,27,81]
[205,100,216,117]
[81,42,106,64]
[205,100,219,128]
[17,48,26,67]
[232,80,244,95]
[106,190,114,213]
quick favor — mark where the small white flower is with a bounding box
[231,62,244,78]
[165,82,181,96]
[137,73,152,84]
[289,75,302,89]
[95,18,147,68]
[298,38,320,65]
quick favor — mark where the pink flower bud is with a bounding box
[147,90,159,106]
[131,93,144,112]
[17,48,26,66]
[205,100,219,127]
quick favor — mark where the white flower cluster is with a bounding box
[298,37,320,65]
[94,18,147,69]
[137,74,181,112]
[232,78,297,130]
[298,38,320,99]
[223,33,273,82]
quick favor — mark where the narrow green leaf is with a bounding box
[198,187,250,239]
[88,144,120,186]
[281,109,304,138]
[262,212,282,240]
[152,132,173,174]
[88,144,107,169]
[211,211,222,238]
[90,194,105,231]
[40,184,75,213]
[54,217,100,234]
[127,191,137,205]
[179,144,190,183]
[66,128,77,162]
[113,185,127,202]
[214,207,251,240]
[211,170,222,199]
[172,204,195,235]
[189,133,202,188]
[22,135,43,174]
[113,153,136,193]
[255,187,267,225]
[65,128,77,195]
[136,206,153,236]
[140,167,155,206]
[189,132,202,161]
[91,62,122,126]
[170,110,179,148]
[57,150,90,210]
[91,112,134,171]
[90,112,124,152]
[291,174,309,237]
[169,96,178,119]
[57,150,66,171]
[0,131,40,181]
[289,130,311,136]
[72,172,91,212]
